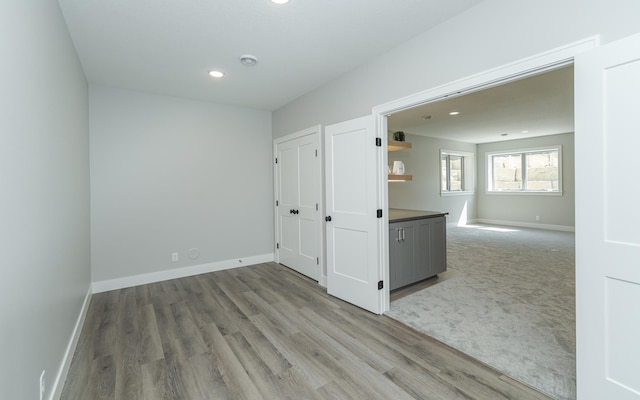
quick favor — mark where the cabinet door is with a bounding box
[388,225,401,290]
[398,222,415,288]
[414,219,432,281]
[429,217,447,276]
[389,221,415,290]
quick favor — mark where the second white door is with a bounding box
[275,129,321,281]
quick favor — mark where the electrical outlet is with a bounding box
[535,215,541,221]
[171,252,178,262]
[40,370,45,400]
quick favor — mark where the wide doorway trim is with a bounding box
[372,35,599,314]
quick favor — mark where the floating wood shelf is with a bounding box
[388,141,412,151]
[388,175,413,182]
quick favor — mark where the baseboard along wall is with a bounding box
[49,287,92,400]
[470,218,575,232]
[91,253,275,293]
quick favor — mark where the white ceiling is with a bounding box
[387,66,575,144]
[57,0,484,111]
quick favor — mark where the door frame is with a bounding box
[273,125,325,285]
[371,35,599,314]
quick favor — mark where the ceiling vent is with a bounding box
[240,55,258,66]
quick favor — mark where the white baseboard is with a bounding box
[470,218,575,232]
[91,253,275,293]
[49,287,92,400]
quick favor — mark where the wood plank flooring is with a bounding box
[60,262,551,400]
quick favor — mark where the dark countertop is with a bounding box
[389,208,448,223]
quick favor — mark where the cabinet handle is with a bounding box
[396,228,401,242]
[401,228,405,241]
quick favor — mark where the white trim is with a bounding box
[273,125,324,285]
[374,36,599,314]
[49,287,92,400]
[373,35,599,117]
[484,191,564,196]
[92,253,274,293]
[486,145,563,194]
[472,218,575,232]
[440,148,475,195]
[441,191,475,197]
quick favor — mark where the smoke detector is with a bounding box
[240,55,258,66]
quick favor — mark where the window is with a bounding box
[441,150,474,195]
[487,146,562,194]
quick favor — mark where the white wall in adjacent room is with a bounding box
[0,1,90,399]
[90,86,273,282]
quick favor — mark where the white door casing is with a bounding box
[325,115,382,314]
[274,126,321,281]
[575,33,640,399]
[373,36,599,315]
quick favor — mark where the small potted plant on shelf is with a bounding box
[392,131,405,141]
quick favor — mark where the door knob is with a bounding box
[325,216,332,222]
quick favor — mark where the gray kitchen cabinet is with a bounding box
[389,214,447,290]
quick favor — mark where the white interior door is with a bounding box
[325,115,382,313]
[275,129,320,281]
[575,33,640,399]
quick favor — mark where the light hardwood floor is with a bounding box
[61,262,551,400]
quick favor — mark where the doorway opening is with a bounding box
[383,65,576,400]
[371,37,599,399]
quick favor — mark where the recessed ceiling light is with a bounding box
[208,70,224,78]
[240,55,258,66]
[449,111,460,115]
[521,130,529,133]
[271,0,289,4]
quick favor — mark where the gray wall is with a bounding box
[273,0,640,136]
[389,133,574,228]
[477,133,575,228]
[388,134,477,225]
[0,1,90,399]
[90,86,274,282]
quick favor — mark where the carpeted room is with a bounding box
[388,224,576,400]
[385,66,576,399]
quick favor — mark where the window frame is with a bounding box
[486,145,563,196]
[440,149,475,196]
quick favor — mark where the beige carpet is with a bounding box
[386,224,575,400]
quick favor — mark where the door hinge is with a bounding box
[375,137,382,147]
[276,200,279,206]
[378,280,384,290]
[275,157,278,164]
[316,203,318,211]
[276,243,280,249]
[317,257,319,265]
[315,149,318,157]
[377,209,383,218]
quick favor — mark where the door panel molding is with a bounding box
[274,126,323,283]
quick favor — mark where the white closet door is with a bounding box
[325,115,382,314]
[575,33,640,399]
[275,129,320,281]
